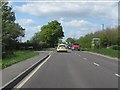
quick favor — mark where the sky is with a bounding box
[8,0,118,42]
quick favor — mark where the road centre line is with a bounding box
[83,58,87,60]
[93,62,100,66]
[15,55,51,88]
[115,74,120,77]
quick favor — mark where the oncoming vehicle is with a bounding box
[57,44,67,52]
[71,44,80,51]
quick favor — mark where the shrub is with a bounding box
[109,45,120,50]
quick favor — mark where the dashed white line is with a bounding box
[115,74,120,77]
[93,62,100,66]
[83,58,87,60]
[15,55,51,88]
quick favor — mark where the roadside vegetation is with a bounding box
[81,48,119,58]
[2,2,25,57]
[66,26,119,58]
[2,51,39,69]
[30,20,64,49]
[1,2,64,68]
[41,48,56,51]
[76,26,119,48]
[0,61,2,69]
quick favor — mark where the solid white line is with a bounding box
[93,62,100,66]
[16,55,51,88]
[115,74,120,77]
[2,55,49,88]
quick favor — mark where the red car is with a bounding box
[71,44,80,51]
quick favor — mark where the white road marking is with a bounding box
[79,55,81,56]
[16,55,51,88]
[115,74,120,77]
[83,58,87,60]
[93,62,100,66]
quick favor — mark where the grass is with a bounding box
[82,48,119,58]
[41,48,56,51]
[0,60,2,69]
[1,50,39,69]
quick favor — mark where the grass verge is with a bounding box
[41,48,56,51]
[0,60,2,69]
[1,50,39,69]
[82,48,119,58]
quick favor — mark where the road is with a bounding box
[15,51,119,88]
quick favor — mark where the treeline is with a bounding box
[1,1,64,56]
[76,26,119,49]
[1,2,25,57]
[29,20,64,49]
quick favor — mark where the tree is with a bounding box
[66,37,75,44]
[38,20,64,47]
[30,20,64,48]
[1,2,25,54]
[58,39,63,44]
[76,26,119,49]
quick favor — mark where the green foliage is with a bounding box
[76,26,119,48]
[83,48,119,58]
[2,50,39,69]
[76,33,94,48]
[2,2,25,53]
[58,39,63,44]
[66,37,75,44]
[109,45,120,50]
[31,20,64,48]
[118,26,120,45]
[0,61,2,69]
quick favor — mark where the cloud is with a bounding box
[22,25,41,42]
[15,18,41,42]
[8,1,14,6]
[63,20,94,27]
[16,18,36,26]
[61,19,99,31]
[61,19,101,40]
[14,1,118,21]
[13,1,118,41]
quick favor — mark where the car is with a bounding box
[57,44,68,52]
[71,44,80,51]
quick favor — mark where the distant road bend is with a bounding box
[15,51,119,88]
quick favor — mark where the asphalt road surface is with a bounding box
[15,51,119,88]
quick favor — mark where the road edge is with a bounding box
[83,51,119,61]
[1,54,50,89]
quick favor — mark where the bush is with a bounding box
[109,45,120,50]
